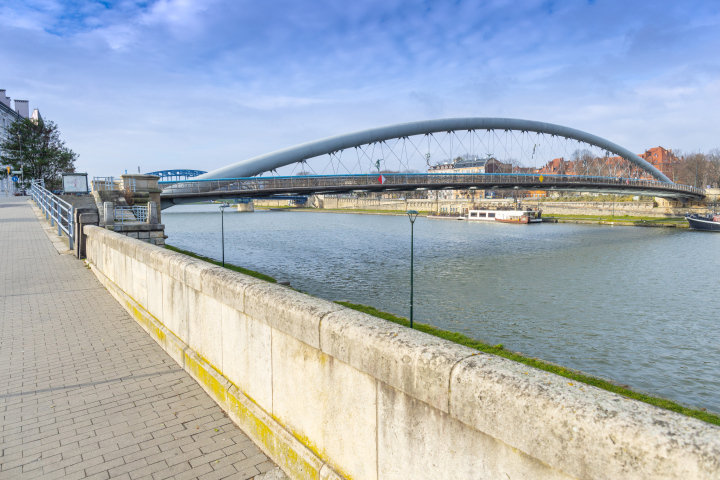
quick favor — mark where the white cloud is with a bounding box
[140,0,215,33]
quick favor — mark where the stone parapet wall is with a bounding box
[109,223,166,246]
[84,226,720,480]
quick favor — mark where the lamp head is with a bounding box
[406,210,419,223]
[219,202,229,211]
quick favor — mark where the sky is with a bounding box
[2,0,719,178]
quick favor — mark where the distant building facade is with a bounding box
[0,89,34,161]
[536,147,681,182]
[428,156,512,199]
[639,147,679,182]
[429,146,683,200]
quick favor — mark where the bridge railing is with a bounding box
[92,176,117,191]
[114,205,148,223]
[160,173,704,197]
[31,183,74,249]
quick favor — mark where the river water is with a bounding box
[163,205,720,413]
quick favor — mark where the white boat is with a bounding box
[467,209,542,224]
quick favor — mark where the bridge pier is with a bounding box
[237,200,254,212]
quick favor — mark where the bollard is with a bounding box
[147,201,158,224]
[103,202,114,227]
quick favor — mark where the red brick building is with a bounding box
[536,147,680,180]
[639,147,679,181]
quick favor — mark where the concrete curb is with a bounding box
[87,261,345,480]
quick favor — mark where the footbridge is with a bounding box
[159,173,703,208]
[158,118,705,208]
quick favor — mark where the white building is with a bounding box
[1,89,31,154]
[427,156,511,200]
[1,89,34,193]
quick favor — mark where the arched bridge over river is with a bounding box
[159,118,705,208]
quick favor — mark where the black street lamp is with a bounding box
[406,210,419,328]
[219,203,229,267]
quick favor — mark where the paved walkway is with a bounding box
[0,196,279,479]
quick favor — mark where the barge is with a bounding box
[685,212,720,231]
[467,209,542,224]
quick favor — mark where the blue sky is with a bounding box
[2,0,719,177]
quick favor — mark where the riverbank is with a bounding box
[165,242,719,426]
[543,214,689,228]
[255,206,691,227]
[255,206,411,216]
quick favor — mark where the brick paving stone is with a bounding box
[0,197,278,479]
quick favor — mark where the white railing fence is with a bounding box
[114,205,148,223]
[92,176,116,191]
[30,183,74,249]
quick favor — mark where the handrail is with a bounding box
[92,176,116,191]
[158,173,705,199]
[30,184,74,249]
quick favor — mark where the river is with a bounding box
[163,205,720,413]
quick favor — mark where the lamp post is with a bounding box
[219,203,229,267]
[406,210,419,328]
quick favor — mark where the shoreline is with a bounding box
[254,206,690,227]
[165,241,718,425]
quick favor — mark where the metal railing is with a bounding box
[159,173,706,199]
[114,205,148,223]
[31,183,74,249]
[92,176,116,191]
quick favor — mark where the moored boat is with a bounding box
[467,208,542,224]
[685,212,720,231]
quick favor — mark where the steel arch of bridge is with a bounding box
[196,118,673,183]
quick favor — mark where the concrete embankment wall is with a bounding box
[537,201,712,217]
[84,225,720,480]
[322,197,440,212]
[320,197,716,217]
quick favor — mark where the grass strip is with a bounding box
[547,214,686,223]
[164,244,718,426]
[336,301,720,426]
[164,245,277,283]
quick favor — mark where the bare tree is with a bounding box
[571,149,600,176]
[706,148,720,188]
[678,152,709,188]
[505,157,524,173]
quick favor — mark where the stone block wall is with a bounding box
[83,226,720,480]
[110,223,166,246]
[319,197,718,217]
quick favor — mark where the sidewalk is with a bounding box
[0,196,280,479]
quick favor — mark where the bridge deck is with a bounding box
[160,174,704,208]
[0,196,280,480]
